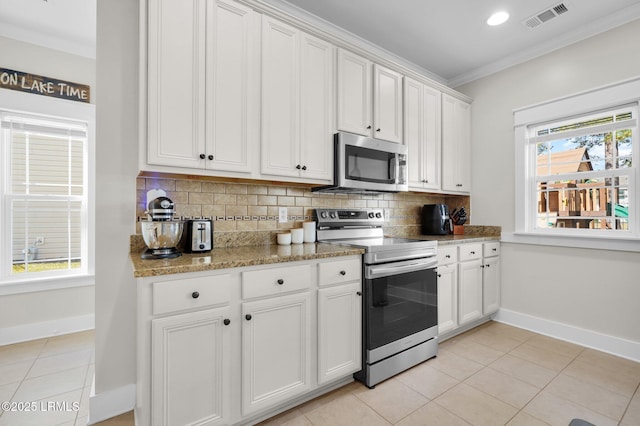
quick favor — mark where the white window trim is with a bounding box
[511,76,640,253]
[0,89,95,294]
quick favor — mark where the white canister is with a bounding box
[303,221,316,243]
[276,232,291,245]
[291,228,304,244]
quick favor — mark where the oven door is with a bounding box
[364,258,438,355]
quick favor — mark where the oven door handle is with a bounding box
[365,257,437,279]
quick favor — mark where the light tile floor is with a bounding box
[0,322,638,426]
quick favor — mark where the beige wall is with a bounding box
[0,36,95,337]
[457,19,640,343]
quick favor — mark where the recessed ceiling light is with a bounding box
[487,11,510,26]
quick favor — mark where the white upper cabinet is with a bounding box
[337,49,403,143]
[261,16,334,181]
[373,64,404,143]
[441,94,471,193]
[147,0,258,173]
[404,77,441,191]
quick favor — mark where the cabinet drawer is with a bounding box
[318,258,361,287]
[153,274,231,315]
[437,246,458,265]
[483,241,500,258]
[458,243,482,262]
[242,264,311,299]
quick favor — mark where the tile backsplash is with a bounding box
[136,174,470,234]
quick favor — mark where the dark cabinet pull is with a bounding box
[277,279,284,285]
[492,248,497,252]
[245,314,252,321]
[208,155,214,160]
[376,128,381,132]
[486,264,491,268]
[481,265,485,268]
[340,270,346,276]
[301,165,307,170]
[366,125,372,129]
[470,251,475,255]
[437,273,442,278]
[191,291,200,299]
[445,255,451,259]
[223,319,230,326]
[199,154,206,159]
[356,291,362,296]
[296,164,301,169]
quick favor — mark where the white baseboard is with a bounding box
[88,380,136,425]
[494,308,640,362]
[0,314,95,346]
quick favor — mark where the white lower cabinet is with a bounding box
[436,241,501,338]
[137,255,362,426]
[241,292,312,415]
[318,282,362,384]
[151,307,232,426]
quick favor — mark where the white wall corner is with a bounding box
[0,314,94,346]
[494,308,640,362]
[88,381,136,425]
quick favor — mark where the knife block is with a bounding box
[453,225,465,235]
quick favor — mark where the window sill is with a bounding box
[0,274,95,296]
[502,232,640,253]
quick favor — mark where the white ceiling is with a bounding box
[1,0,640,86]
[0,0,96,58]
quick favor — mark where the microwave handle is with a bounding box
[389,157,396,180]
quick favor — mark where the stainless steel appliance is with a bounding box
[312,132,408,194]
[422,204,452,235]
[316,208,438,388]
[179,219,213,253]
[140,196,183,259]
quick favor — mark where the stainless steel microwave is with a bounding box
[312,132,408,194]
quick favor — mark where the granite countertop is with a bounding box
[131,243,364,278]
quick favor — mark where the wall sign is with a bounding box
[0,67,90,103]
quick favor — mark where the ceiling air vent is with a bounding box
[522,2,570,29]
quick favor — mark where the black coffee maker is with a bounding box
[421,204,452,235]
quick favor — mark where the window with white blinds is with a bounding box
[529,106,636,234]
[512,77,640,249]
[1,112,88,279]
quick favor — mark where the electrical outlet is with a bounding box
[35,237,45,245]
[278,207,287,223]
[384,209,390,221]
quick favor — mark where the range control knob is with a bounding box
[368,212,375,218]
[375,212,382,218]
[330,212,338,219]
[320,211,328,218]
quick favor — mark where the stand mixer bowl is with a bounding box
[141,220,184,250]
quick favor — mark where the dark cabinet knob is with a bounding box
[208,155,214,160]
[437,273,442,278]
[376,128,381,132]
[470,251,475,255]
[340,270,346,276]
[301,165,307,170]
[199,154,206,159]
[296,164,301,169]
[486,264,491,268]
[277,279,284,285]
[191,291,200,299]
[366,125,372,129]
[481,265,485,268]
[356,291,362,296]
[223,318,230,326]
[245,314,252,321]
[445,255,451,259]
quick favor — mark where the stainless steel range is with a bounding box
[316,208,439,388]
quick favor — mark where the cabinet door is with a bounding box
[151,307,231,426]
[336,49,372,137]
[442,94,471,193]
[458,259,483,325]
[404,78,441,190]
[242,292,311,415]
[373,64,403,143]
[318,282,362,384]
[299,33,334,181]
[261,16,300,177]
[437,263,458,335]
[147,0,206,169]
[483,255,501,315]
[206,0,258,173]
